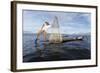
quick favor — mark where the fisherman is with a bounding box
[35,21,51,43]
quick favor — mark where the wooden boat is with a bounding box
[62,36,83,43]
[36,36,84,44]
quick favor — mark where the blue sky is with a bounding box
[23,10,91,34]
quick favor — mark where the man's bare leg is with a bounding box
[43,31,47,42]
[35,30,42,42]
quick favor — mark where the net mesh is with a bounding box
[49,16,62,43]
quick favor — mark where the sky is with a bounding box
[23,10,91,34]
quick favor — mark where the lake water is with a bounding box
[23,33,91,62]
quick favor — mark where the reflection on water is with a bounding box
[35,42,47,58]
[23,33,91,62]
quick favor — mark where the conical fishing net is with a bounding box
[49,16,62,43]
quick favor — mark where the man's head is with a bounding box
[45,22,50,25]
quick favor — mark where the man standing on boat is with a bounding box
[35,21,51,43]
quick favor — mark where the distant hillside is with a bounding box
[23,31,90,36]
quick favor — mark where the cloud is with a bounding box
[23,10,91,34]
